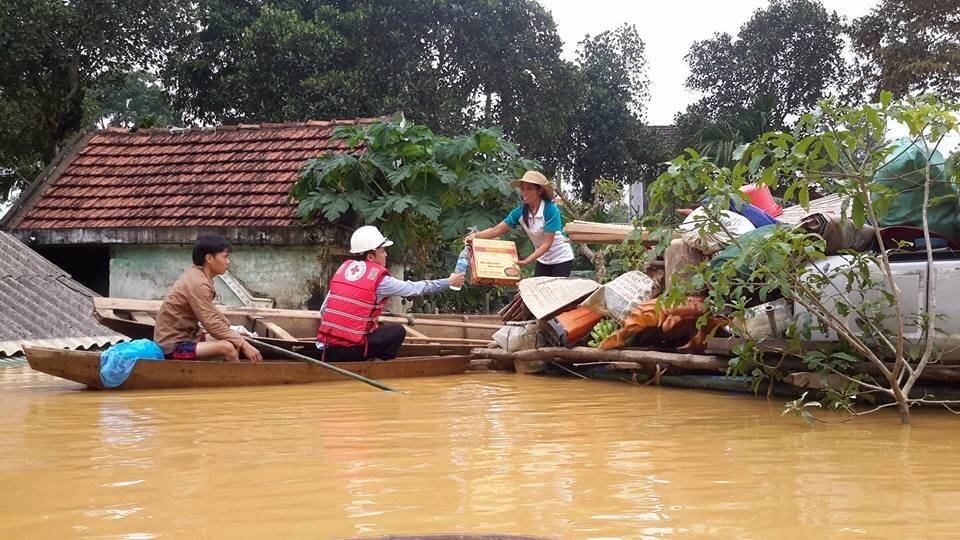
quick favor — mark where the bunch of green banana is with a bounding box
[588,318,619,348]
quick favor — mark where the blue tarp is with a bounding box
[730,200,779,228]
[99,339,164,388]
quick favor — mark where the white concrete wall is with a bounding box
[109,244,335,309]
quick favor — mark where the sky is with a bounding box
[538,0,878,125]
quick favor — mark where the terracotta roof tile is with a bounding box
[13,119,376,230]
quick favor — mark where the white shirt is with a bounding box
[506,201,575,265]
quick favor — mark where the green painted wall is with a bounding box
[109,244,336,309]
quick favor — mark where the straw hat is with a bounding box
[510,170,554,198]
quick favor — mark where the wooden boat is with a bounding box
[24,346,474,390]
[92,297,502,358]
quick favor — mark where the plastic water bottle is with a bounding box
[450,246,471,291]
[450,227,478,292]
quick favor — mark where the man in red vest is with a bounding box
[317,225,466,361]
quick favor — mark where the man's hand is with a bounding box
[464,233,476,245]
[241,341,263,363]
[448,272,466,288]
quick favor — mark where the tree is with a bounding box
[677,0,847,146]
[691,94,776,168]
[0,0,193,200]
[851,0,960,101]
[163,0,580,175]
[564,24,658,201]
[649,94,960,425]
[291,114,539,261]
[86,71,182,129]
[163,1,360,124]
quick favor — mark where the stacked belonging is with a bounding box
[499,293,533,322]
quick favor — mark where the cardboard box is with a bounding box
[470,239,521,286]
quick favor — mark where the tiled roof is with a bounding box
[10,119,378,229]
[0,231,123,356]
[649,125,681,152]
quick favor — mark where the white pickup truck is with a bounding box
[796,253,960,360]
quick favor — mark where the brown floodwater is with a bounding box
[1,362,959,539]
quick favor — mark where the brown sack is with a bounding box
[794,212,875,254]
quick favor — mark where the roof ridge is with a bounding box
[97,117,382,137]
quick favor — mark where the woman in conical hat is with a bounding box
[466,170,575,277]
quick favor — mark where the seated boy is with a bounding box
[153,235,263,363]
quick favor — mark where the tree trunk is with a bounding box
[593,248,607,282]
[472,346,728,372]
[484,90,493,121]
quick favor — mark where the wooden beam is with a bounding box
[259,320,297,341]
[405,337,492,344]
[403,325,430,339]
[8,225,341,246]
[472,346,728,372]
[129,311,156,325]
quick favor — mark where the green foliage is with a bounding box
[0,0,193,200]
[677,0,847,147]
[164,1,357,124]
[782,392,823,427]
[2,1,661,207]
[566,24,664,200]
[648,94,960,423]
[851,0,960,101]
[588,318,619,348]
[163,0,586,184]
[692,95,776,168]
[86,71,181,129]
[164,4,661,203]
[292,114,539,259]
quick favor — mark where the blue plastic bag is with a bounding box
[99,339,165,388]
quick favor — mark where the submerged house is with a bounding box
[1,119,378,309]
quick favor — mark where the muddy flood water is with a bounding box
[2,362,959,539]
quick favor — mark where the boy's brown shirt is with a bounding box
[153,266,244,354]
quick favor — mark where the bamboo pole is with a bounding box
[404,337,493,344]
[247,338,403,393]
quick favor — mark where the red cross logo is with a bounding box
[344,261,367,282]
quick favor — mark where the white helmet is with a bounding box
[350,225,394,254]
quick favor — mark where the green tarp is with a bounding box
[873,138,959,241]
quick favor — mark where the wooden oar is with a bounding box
[246,337,402,393]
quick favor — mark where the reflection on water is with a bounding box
[1,364,959,538]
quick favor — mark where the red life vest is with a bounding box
[317,259,390,350]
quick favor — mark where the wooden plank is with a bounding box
[260,320,297,341]
[9,225,341,247]
[403,325,430,339]
[565,220,635,232]
[130,311,156,325]
[404,337,491,344]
